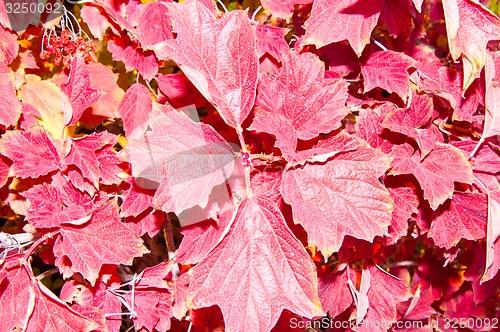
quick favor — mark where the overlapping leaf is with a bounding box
[125,107,235,214]
[303,0,385,56]
[0,64,21,128]
[188,197,323,332]
[427,192,487,248]
[442,0,500,90]
[281,146,393,257]
[390,143,474,210]
[361,50,415,100]
[250,51,348,160]
[0,128,61,179]
[53,200,149,285]
[152,0,258,128]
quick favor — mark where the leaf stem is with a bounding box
[236,126,252,197]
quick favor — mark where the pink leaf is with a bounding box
[318,264,355,318]
[125,108,235,214]
[303,0,385,56]
[107,35,158,81]
[177,205,233,265]
[361,50,416,100]
[0,26,18,65]
[156,74,207,109]
[188,197,324,332]
[427,192,487,249]
[260,0,313,19]
[381,94,441,155]
[281,146,393,257]
[442,0,500,90]
[153,1,258,128]
[355,106,395,154]
[61,56,101,126]
[0,262,35,332]
[26,280,97,332]
[53,200,149,285]
[124,210,165,238]
[0,64,21,128]
[0,128,61,179]
[116,83,153,139]
[22,181,92,229]
[120,177,154,218]
[390,143,474,210]
[80,6,112,40]
[386,186,419,244]
[250,51,348,160]
[136,1,173,49]
[64,135,105,188]
[357,265,410,332]
[95,145,124,186]
[483,50,500,138]
[256,25,290,60]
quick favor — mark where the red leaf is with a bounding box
[53,200,149,285]
[483,50,500,138]
[281,146,393,257]
[120,177,154,218]
[153,1,258,128]
[256,25,290,60]
[361,50,416,100]
[381,94,442,155]
[0,262,35,332]
[124,210,165,238]
[303,0,385,56]
[80,6,112,41]
[107,35,158,81]
[0,64,21,128]
[188,197,324,332]
[442,0,500,90]
[0,155,9,187]
[26,280,97,332]
[22,180,92,229]
[260,0,313,19]
[390,143,474,210]
[0,128,61,179]
[125,108,235,214]
[357,265,410,332]
[136,1,173,49]
[0,26,18,65]
[64,133,113,188]
[355,107,395,154]
[250,51,348,161]
[156,74,207,109]
[95,145,124,186]
[318,264,355,318]
[116,83,153,139]
[61,56,102,126]
[386,186,419,244]
[177,205,232,265]
[428,192,487,249]
[379,0,412,37]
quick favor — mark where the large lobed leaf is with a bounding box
[188,197,324,332]
[281,145,393,257]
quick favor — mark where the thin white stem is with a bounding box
[144,79,159,99]
[371,38,389,51]
[468,136,484,160]
[251,5,262,22]
[36,268,59,280]
[217,0,229,13]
